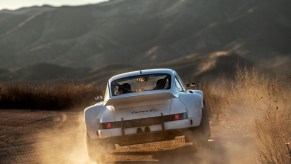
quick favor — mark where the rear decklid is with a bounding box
[104,90,176,121]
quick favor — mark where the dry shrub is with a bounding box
[255,105,291,163]
[235,70,290,163]
[0,83,103,110]
[255,84,291,163]
[203,69,271,117]
[202,69,291,163]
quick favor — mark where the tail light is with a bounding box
[174,114,181,120]
[172,113,187,121]
[100,122,114,129]
[106,122,112,129]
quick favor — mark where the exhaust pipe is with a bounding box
[137,128,143,134]
[145,127,151,133]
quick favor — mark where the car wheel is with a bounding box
[185,100,211,148]
[86,134,113,163]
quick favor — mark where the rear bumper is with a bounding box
[103,128,191,146]
[97,119,196,146]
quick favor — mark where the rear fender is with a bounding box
[100,106,115,123]
[170,98,187,114]
[84,103,105,139]
[178,90,203,126]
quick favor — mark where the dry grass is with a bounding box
[0,83,103,110]
[254,83,291,163]
[0,70,290,163]
[202,69,291,163]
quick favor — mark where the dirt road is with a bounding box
[0,110,256,164]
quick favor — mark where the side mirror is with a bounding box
[187,82,196,88]
[95,96,103,101]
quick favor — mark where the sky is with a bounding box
[0,0,109,10]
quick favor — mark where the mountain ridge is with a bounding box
[0,0,290,82]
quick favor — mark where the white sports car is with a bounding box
[84,68,210,161]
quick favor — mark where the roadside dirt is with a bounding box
[0,110,257,164]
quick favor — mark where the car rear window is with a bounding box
[111,74,171,96]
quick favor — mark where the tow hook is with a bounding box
[189,119,193,125]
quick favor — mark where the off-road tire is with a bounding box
[185,100,211,148]
[86,134,114,163]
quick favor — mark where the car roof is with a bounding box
[108,68,176,83]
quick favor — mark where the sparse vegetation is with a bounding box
[202,69,291,163]
[0,83,102,110]
[254,82,291,164]
[0,69,290,163]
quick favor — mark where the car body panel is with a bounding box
[104,90,176,107]
[84,103,105,139]
[98,119,191,139]
[112,99,172,121]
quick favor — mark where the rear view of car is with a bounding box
[84,69,210,162]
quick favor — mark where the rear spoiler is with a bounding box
[104,90,176,106]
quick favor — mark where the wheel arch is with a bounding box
[178,90,204,126]
[84,103,105,139]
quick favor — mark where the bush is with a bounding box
[201,69,291,163]
[0,83,103,110]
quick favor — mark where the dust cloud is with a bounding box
[33,109,258,164]
[35,112,94,164]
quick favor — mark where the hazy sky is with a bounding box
[0,0,108,10]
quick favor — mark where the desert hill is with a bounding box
[0,0,290,82]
